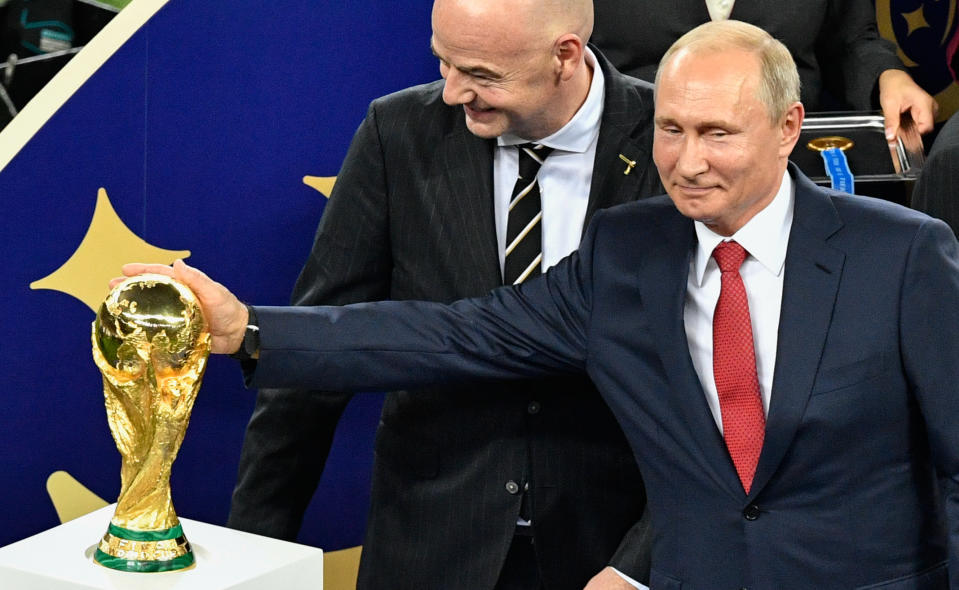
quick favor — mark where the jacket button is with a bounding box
[527,401,541,414]
[743,504,760,521]
[505,480,520,494]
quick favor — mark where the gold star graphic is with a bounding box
[46,471,108,524]
[30,188,190,312]
[902,5,930,36]
[303,175,337,198]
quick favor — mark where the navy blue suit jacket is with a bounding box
[249,166,959,589]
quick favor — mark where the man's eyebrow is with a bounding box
[654,116,737,130]
[697,120,738,131]
[457,64,501,78]
[429,41,502,79]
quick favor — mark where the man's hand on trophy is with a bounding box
[112,259,248,355]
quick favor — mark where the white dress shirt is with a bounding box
[493,48,605,275]
[684,170,795,430]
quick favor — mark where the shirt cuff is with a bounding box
[610,566,649,590]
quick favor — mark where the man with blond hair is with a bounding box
[226,0,660,588]
[129,18,959,588]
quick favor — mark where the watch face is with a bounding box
[244,325,260,356]
[230,324,259,360]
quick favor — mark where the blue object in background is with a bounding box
[821,147,855,194]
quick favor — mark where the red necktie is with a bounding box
[712,240,765,493]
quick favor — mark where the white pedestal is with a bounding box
[0,504,323,589]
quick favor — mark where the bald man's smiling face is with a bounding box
[431,0,566,140]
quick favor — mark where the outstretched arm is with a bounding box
[117,212,602,396]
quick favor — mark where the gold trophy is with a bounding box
[90,274,211,572]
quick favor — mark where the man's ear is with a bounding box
[779,101,805,156]
[554,34,584,81]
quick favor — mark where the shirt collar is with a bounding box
[497,47,604,153]
[692,169,795,286]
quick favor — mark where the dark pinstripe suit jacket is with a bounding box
[227,48,662,590]
[911,113,959,236]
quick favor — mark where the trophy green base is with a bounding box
[94,522,195,572]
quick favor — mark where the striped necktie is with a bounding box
[504,143,553,285]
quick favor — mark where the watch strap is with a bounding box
[229,304,260,361]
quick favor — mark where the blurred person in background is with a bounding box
[590,0,937,143]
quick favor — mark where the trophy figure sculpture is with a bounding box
[90,274,211,572]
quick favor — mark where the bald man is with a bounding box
[226,0,661,588]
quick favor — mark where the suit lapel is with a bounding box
[643,168,847,500]
[638,210,749,500]
[748,167,845,498]
[585,49,657,227]
[437,120,502,289]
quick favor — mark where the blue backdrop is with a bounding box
[4,0,957,560]
[0,0,435,551]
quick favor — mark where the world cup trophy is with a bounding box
[90,273,211,572]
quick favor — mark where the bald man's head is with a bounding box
[542,0,594,42]
[433,0,592,46]
[430,0,596,139]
